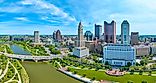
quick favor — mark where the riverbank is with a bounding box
[17,61,29,83]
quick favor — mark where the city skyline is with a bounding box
[0,0,156,35]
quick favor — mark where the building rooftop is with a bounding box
[75,47,88,50]
[105,44,131,46]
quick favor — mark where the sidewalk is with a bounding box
[58,68,99,83]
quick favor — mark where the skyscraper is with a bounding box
[95,24,102,39]
[56,30,62,41]
[121,20,130,44]
[34,31,40,43]
[104,20,116,43]
[73,22,89,58]
[77,22,85,47]
[84,31,93,41]
[131,32,139,45]
[53,31,56,40]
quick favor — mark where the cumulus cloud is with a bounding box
[0,0,76,26]
[20,0,76,22]
[0,0,156,35]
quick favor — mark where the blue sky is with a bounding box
[0,0,156,35]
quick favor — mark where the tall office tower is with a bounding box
[131,32,139,45]
[84,31,93,41]
[121,20,130,44]
[104,20,116,43]
[95,24,102,39]
[9,35,14,41]
[73,22,89,58]
[56,30,62,41]
[53,31,56,40]
[78,22,85,47]
[34,31,40,43]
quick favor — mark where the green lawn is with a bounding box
[70,68,156,83]
[22,62,80,83]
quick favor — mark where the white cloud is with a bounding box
[124,0,156,11]
[0,0,76,26]
[0,6,23,13]
[20,0,34,5]
[15,17,30,22]
[20,0,76,22]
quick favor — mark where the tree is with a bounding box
[73,71,77,74]
[130,69,134,75]
[69,48,73,52]
[127,80,133,83]
[142,66,147,71]
[136,62,140,66]
[139,69,143,75]
[105,61,109,65]
[82,74,86,77]
[92,77,96,81]
[142,80,147,83]
[95,67,99,71]
[140,58,149,66]
[89,66,92,69]
[148,70,152,76]
[67,68,71,71]
[140,60,145,66]
[127,62,132,67]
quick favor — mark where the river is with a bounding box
[10,45,31,55]
[10,44,80,83]
[22,62,80,83]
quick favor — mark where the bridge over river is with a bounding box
[1,52,63,62]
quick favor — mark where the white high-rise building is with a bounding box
[103,44,136,66]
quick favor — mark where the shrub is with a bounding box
[73,71,77,74]
[127,80,133,83]
[142,80,147,83]
[82,74,86,77]
[92,77,96,80]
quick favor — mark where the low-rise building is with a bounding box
[151,46,156,55]
[103,44,136,66]
[134,45,150,56]
[42,38,53,45]
[85,41,94,52]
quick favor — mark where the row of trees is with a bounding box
[51,55,106,71]
[47,45,61,54]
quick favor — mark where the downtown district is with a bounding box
[4,20,156,67]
